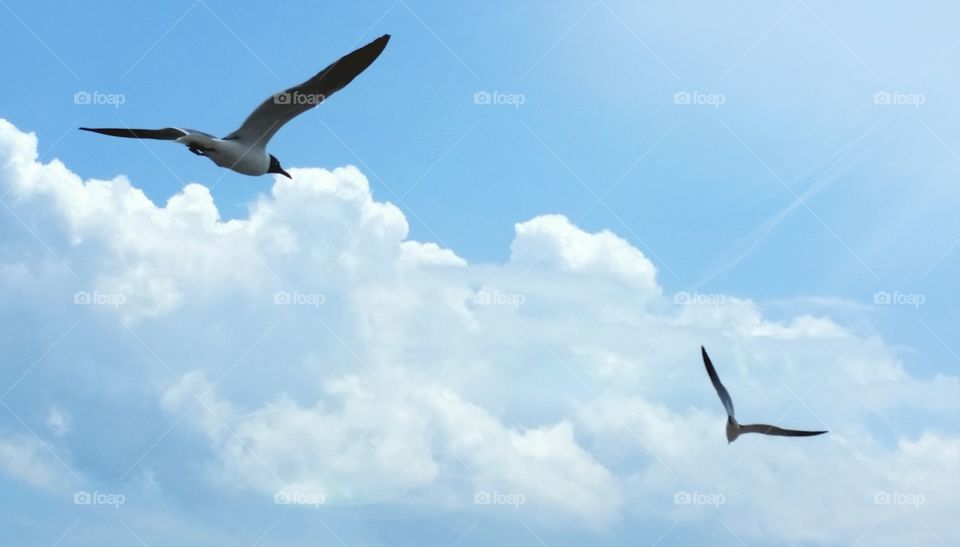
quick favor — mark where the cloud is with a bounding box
[0,435,76,491]
[45,405,71,436]
[511,214,660,295]
[1,118,959,544]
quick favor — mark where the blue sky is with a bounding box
[1,1,959,545]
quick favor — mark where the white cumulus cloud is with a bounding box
[1,118,959,544]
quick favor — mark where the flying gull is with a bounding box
[80,34,390,178]
[701,346,827,443]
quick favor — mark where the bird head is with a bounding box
[268,155,291,179]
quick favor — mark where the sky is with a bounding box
[0,0,958,545]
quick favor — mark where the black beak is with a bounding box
[278,168,291,179]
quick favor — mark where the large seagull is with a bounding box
[701,346,827,443]
[80,34,390,178]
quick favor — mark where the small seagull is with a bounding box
[80,34,390,179]
[701,346,827,443]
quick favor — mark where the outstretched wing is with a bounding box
[79,127,189,140]
[739,423,828,437]
[225,34,390,145]
[701,346,735,418]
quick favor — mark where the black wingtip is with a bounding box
[366,34,390,49]
[347,34,390,63]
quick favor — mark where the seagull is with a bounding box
[79,34,390,179]
[700,346,827,443]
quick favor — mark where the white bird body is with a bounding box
[175,133,269,175]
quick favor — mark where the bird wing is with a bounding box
[701,346,735,418]
[224,34,390,145]
[738,423,828,437]
[79,127,191,140]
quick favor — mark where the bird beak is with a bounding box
[278,168,291,179]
